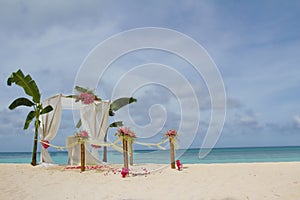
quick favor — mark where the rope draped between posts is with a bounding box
[40,133,179,172]
[134,139,169,150]
[39,140,78,150]
[39,137,170,151]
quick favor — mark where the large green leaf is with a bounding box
[7,69,41,103]
[40,105,53,115]
[76,119,82,128]
[8,97,34,110]
[109,121,123,128]
[109,97,137,116]
[24,111,35,130]
[74,86,95,94]
[65,95,78,99]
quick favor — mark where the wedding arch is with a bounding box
[39,94,110,165]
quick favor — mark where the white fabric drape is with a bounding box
[38,94,110,165]
[39,94,62,163]
[80,101,110,163]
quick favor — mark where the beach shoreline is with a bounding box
[1,162,300,200]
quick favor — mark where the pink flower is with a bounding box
[118,127,129,135]
[176,160,183,171]
[129,132,136,138]
[79,130,89,138]
[117,127,136,138]
[165,129,177,137]
[121,127,130,134]
[121,168,129,178]
[77,93,96,104]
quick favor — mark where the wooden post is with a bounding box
[81,142,85,172]
[129,141,133,166]
[103,146,107,163]
[103,134,108,162]
[123,139,129,169]
[169,138,175,169]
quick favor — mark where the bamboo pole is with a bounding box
[123,139,129,169]
[81,142,85,172]
[129,141,133,166]
[103,134,107,162]
[169,138,175,169]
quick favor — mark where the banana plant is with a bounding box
[7,69,53,166]
[103,96,137,162]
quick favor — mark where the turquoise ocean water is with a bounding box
[1,146,300,165]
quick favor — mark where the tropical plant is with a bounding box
[7,69,53,166]
[70,86,137,162]
[104,96,137,162]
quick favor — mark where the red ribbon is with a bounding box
[91,144,102,148]
[41,140,50,149]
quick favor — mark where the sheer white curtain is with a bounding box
[39,94,62,163]
[38,94,110,165]
[80,101,110,163]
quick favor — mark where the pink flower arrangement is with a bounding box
[116,126,136,139]
[78,130,89,138]
[77,92,96,104]
[176,160,183,171]
[75,130,89,141]
[165,129,177,138]
[121,167,129,178]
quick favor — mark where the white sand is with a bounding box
[1,162,300,200]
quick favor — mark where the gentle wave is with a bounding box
[1,146,300,164]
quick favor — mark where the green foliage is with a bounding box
[65,95,78,99]
[7,69,55,166]
[7,69,53,130]
[24,111,35,129]
[8,97,34,109]
[7,69,41,103]
[7,69,54,166]
[41,105,54,115]
[109,97,137,116]
[76,119,82,129]
[75,86,93,94]
[109,121,123,128]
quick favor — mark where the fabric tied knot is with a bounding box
[41,140,50,149]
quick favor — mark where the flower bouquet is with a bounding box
[165,129,178,169]
[165,129,178,145]
[165,129,178,138]
[74,86,101,105]
[115,126,136,143]
[116,126,136,169]
[74,130,89,172]
[75,130,89,143]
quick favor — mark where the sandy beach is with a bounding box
[0,162,299,200]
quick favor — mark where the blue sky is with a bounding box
[1,0,300,152]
